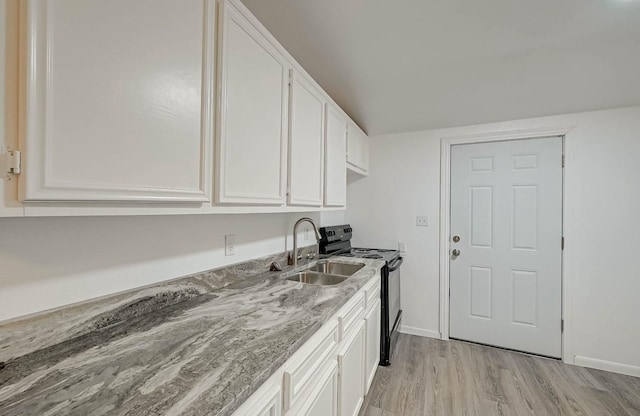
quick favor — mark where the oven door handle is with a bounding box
[388,256,403,272]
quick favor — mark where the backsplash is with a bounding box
[0,245,318,363]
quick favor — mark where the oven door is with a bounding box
[388,256,403,335]
[381,256,403,366]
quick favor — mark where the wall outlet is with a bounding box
[225,234,235,256]
[303,226,310,241]
[416,216,429,227]
[398,241,407,253]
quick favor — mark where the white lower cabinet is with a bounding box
[364,299,381,393]
[232,382,281,416]
[230,272,381,416]
[338,321,366,416]
[292,361,339,416]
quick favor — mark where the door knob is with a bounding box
[452,249,461,256]
[452,235,460,243]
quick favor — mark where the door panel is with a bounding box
[20,0,214,202]
[364,299,381,394]
[296,361,338,416]
[324,104,347,207]
[449,137,563,358]
[216,0,288,204]
[288,71,324,206]
[338,322,365,416]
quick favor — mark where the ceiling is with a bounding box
[239,0,640,135]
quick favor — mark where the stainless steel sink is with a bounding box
[306,261,365,277]
[286,272,348,285]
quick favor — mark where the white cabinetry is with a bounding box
[232,382,281,416]
[324,104,347,207]
[293,361,339,416]
[346,123,369,175]
[0,0,21,216]
[288,70,325,206]
[216,0,288,205]
[338,321,366,416]
[231,269,381,416]
[364,299,381,393]
[284,321,339,412]
[19,0,215,202]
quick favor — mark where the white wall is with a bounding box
[0,212,320,322]
[346,106,640,376]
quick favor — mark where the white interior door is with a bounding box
[449,137,563,358]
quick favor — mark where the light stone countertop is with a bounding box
[0,254,384,416]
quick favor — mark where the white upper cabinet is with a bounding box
[18,0,215,202]
[346,122,369,176]
[216,0,288,205]
[288,70,324,207]
[0,0,22,216]
[324,104,347,207]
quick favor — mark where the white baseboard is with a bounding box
[574,355,640,377]
[398,325,441,340]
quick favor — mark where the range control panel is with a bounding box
[318,224,353,253]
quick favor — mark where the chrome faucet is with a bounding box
[289,217,322,266]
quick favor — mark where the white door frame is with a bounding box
[438,125,573,360]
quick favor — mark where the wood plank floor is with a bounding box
[359,334,640,416]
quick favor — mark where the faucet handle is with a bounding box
[306,251,317,260]
[269,261,282,272]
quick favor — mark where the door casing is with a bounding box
[438,125,573,361]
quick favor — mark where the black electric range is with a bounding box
[319,225,403,366]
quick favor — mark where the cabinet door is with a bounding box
[0,0,22,216]
[346,123,369,175]
[288,70,324,206]
[19,0,215,202]
[346,124,359,169]
[216,0,288,205]
[364,299,381,394]
[360,134,370,174]
[338,321,365,416]
[232,382,281,416]
[293,361,339,416]
[324,104,347,207]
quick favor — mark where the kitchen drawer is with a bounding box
[231,381,281,416]
[338,292,365,340]
[365,282,381,311]
[283,320,339,411]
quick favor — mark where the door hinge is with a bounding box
[562,155,565,168]
[1,149,21,180]
[561,319,564,332]
[561,237,565,250]
[288,69,293,86]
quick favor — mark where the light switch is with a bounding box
[416,216,428,227]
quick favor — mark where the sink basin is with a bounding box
[306,261,365,277]
[286,272,348,286]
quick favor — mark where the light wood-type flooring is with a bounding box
[359,334,640,416]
